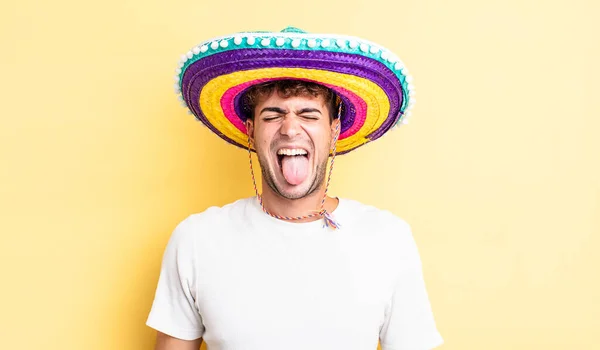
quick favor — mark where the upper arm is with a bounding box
[146,216,206,341]
[379,218,444,350]
[154,331,203,350]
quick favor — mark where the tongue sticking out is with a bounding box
[281,155,309,185]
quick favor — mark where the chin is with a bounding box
[273,173,316,200]
[277,184,313,200]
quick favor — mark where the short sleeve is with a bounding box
[379,221,443,350]
[146,217,205,340]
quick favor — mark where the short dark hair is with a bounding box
[242,79,340,122]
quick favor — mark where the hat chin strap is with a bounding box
[247,122,341,229]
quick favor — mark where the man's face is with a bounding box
[246,91,339,200]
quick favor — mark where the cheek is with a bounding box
[306,128,333,153]
[253,128,274,152]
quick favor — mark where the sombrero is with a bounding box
[174,26,415,155]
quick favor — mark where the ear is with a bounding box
[330,118,341,142]
[246,119,255,143]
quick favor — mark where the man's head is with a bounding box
[243,80,341,200]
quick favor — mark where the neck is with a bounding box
[259,182,338,223]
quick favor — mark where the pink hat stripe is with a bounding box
[220,79,271,134]
[219,78,368,139]
[339,91,367,139]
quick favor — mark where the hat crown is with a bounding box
[280,26,306,34]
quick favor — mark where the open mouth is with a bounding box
[276,148,309,185]
[276,149,308,166]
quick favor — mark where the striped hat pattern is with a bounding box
[174,27,415,154]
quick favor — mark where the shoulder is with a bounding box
[340,198,412,235]
[340,199,418,258]
[346,200,426,277]
[170,197,254,243]
[181,197,254,228]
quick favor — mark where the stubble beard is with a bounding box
[257,152,328,200]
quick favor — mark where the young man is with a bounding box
[147,28,443,350]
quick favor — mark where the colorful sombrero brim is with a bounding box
[174,27,416,154]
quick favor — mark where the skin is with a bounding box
[246,91,341,221]
[153,332,202,350]
[152,91,341,349]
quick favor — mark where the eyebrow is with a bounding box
[296,108,322,115]
[259,107,288,115]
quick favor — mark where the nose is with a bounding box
[279,115,301,138]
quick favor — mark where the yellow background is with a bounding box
[1,0,598,349]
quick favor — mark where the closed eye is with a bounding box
[263,115,282,121]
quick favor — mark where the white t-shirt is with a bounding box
[146,197,443,350]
